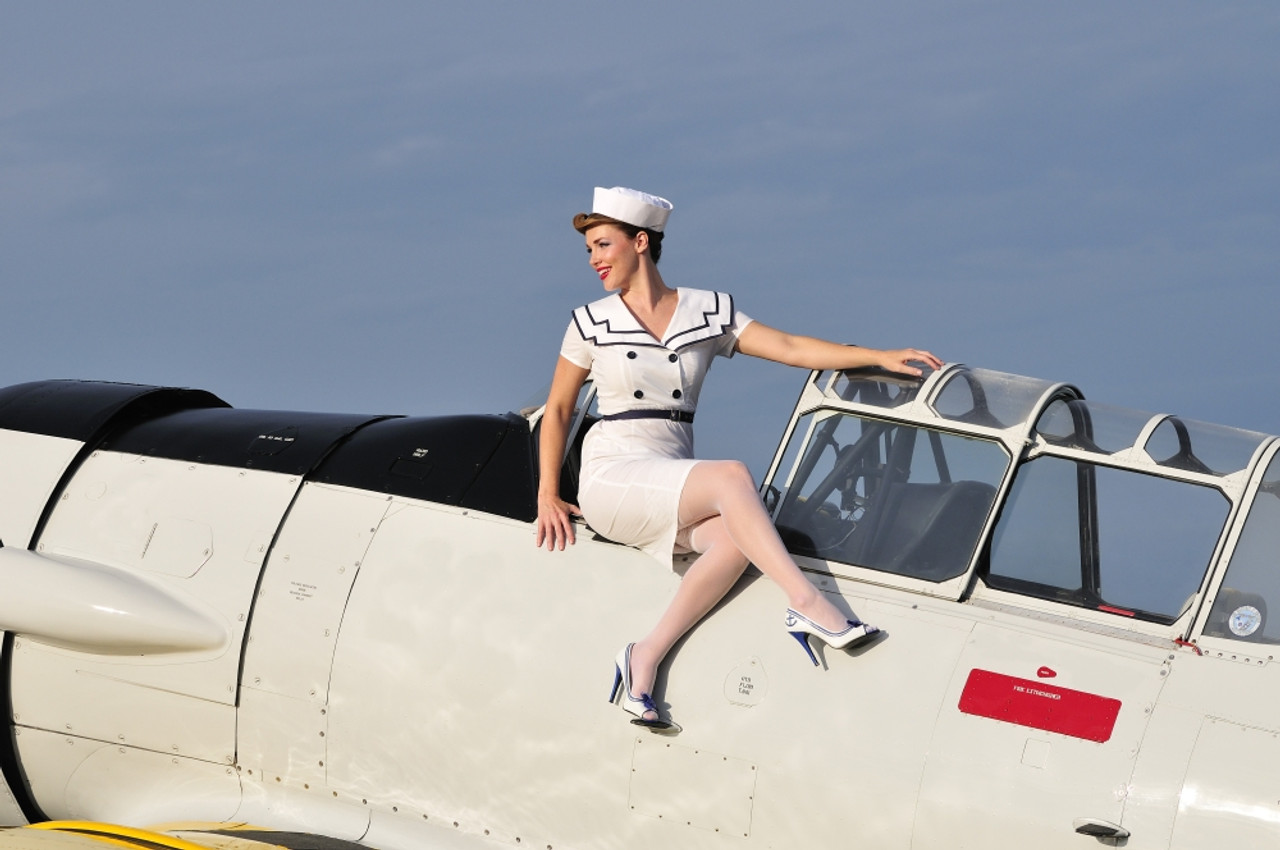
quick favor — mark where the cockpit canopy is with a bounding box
[760,365,1277,646]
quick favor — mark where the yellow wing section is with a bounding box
[0,823,370,850]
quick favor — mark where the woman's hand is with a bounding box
[876,348,943,377]
[536,493,583,551]
[536,356,591,552]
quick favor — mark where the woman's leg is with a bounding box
[626,460,850,712]
[627,516,747,712]
[676,460,848,629]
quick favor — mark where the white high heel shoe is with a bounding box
[608,643,680,733]
[784,608,881,667]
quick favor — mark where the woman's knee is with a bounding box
[706,459,754,490]
[681,460,758,525]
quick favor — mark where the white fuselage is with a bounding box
[0,371,1277,849]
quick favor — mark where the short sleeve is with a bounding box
[559,319,593,370]
[718,307,754,358]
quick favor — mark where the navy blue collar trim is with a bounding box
[572,290,736,351]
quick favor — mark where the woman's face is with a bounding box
[584,224,644,291]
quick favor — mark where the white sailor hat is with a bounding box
[573,186,673,234]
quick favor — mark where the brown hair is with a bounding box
[578,218,664,265]
[613,222,664,265]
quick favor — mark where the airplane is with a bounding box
[0,364,1275,849]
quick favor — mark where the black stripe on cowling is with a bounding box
[98,407,388,476]
[0,380,233,553]
[310,412,537,522]
[0,380,228,442]
[0,631,48,823]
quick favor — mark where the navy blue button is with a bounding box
[627,351,638,359]
[668,353,678,362]
[672,390,682,399]
[634,390,644,399]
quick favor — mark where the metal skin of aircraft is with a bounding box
[0,366,1276,850]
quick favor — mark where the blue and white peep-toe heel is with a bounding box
[785,608,881,667]
[608,643,680,733]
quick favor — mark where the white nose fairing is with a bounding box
[0,548,226,655]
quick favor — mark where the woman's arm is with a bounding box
[535,356,591,550]
[736,321,942,376]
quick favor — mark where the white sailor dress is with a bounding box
[558,287,753,566]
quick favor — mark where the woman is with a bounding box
[535,187,940,732]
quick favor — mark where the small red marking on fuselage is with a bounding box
[958,669,1122,743]
[1037,666,1057,678]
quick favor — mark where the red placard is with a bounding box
[958,669,1122,743]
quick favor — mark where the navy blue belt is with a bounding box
[601,409,695,423]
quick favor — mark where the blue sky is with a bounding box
[3,3,1277,474]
